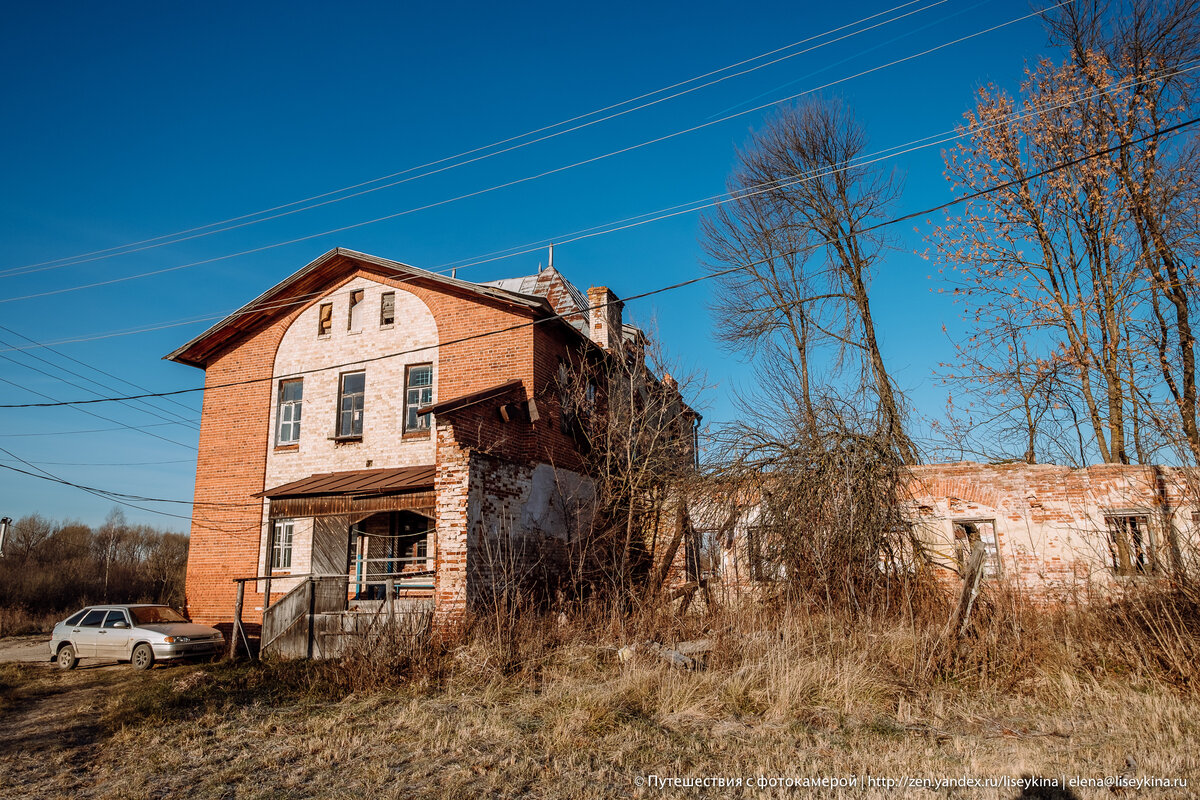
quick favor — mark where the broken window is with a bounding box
[380,291,395,326]
[348,289,364,332]
[952,520,1001,578]
[272,520,294,570]
[337,371,366,438]
[276,379,303,445]
[747,525,783,581]
[405,364,433,432]
[318,303,333,336]
[1105,514,1154,575]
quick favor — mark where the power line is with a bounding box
[0,457,191,467]
[0,334,200,431]
[0,3,1062,307]
[2,54,1188,360]
[3,112,1194,411]
[0,0,945,279]
[0,324,199,419]
[0,421,183,437]
[0,373,197,449]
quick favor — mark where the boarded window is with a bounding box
[1106,514,1154,575]
[276,379,303,444]
[337,371,366,438]
[348,289,364,331]
[318,303,333,336]
[405,364,433,432]
[380,291,395,326]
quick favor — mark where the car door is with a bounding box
[98,609,132,659]
[71,608,108,656]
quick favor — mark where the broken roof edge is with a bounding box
[163,247,558,368]
[419,378,524,418]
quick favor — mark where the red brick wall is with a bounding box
[183,254,596,630]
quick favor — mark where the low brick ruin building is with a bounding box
[167,247,674,651]
[697,461,1198,600]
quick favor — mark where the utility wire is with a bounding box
[2,54,1188,358]
[0,0,944,279]
[0,3,1063,306]
[3,112,1193,411]
[0,335,199,430]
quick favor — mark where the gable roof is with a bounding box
[164,248,560,369]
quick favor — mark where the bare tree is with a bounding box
[555,333,703,608]
[702,99,917,463]
[930,1,1200,464]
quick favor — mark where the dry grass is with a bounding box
[3,589,1200,799]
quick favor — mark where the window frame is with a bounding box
[952,518,1002,578]
[271,519,294,571]
[1104,513,1156,576]
[380,291,396,327]
[335,370,366,440]
[317,302,333,337]
[403,363,434,434]
[275,378,303,445]
[348,289,364,332]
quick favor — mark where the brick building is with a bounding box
[167,247,674,645]
[698,461,1198,600]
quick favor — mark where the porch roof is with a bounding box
[258,465,435,499]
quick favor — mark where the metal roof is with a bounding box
[259,465,435,499]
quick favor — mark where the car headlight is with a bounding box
[164,636,191,643]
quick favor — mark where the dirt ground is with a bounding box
[0,635,54,664]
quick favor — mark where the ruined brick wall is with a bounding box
[906,462,1198,599]
[705,462,1198,602]
[433,412,595,629]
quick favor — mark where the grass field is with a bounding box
[2,597,1199,799]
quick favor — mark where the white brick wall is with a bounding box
[258,277,440,580]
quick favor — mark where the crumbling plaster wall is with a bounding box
[906,462,1198,598]
[433,423,595,628]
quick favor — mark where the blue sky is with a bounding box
[0,0,1055,529]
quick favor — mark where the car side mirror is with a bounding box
[112,621,129,629]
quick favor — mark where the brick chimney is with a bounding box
[586,286,624,352]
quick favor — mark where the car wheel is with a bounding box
[56,644,78,670]
[131,643,155,671]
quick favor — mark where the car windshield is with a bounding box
[129,606,188,625]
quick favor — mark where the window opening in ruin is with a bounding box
[380,291,395,326]
[1105,514,1155,575]
[318,303,333,336]
[952,519,1001,578]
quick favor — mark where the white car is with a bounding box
[49,604,224,670]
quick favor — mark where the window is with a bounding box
[380,291,395,326]
[348,289,364,331]
[1106,514,1154,575]
[272,520,294,570]
[63,609,87,626]
[953,520,1001,578]
[102,610,129,628]
[276,379,303,444]
[405,364,433,432]
[337,371,366,438]
[129,606,187,625]
[79,609,106,627]
[318,303,333,336]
